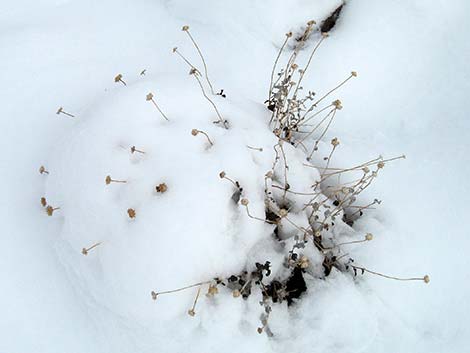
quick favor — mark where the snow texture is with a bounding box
[1,1,469,352]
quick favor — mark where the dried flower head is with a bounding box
[307,20,316,26]
[365,233,373,241]
[257,327,263,334]
[206,285,219,296]
[189,68,198,75]
[105,175,112,185]
[279,208,288,218]
[377,161,385,169]
[332,99,343,110]
[362,166,370,173]
[182,25,189,31]
[351,71,358,77]
[423,275,430,284]
[172,47,178,53]
[291,63,298,70]
[331,137,340,147]
[265,171,273,179]
[219,171,226,179]
[114,74,122,82]
[151,291,158,300]
[156,183,168,193]
[286,31,293,37]
[188,309,196,316]
[191,129,199,136]
[127,208,136,218]
[299,255,310,269]
[321,32,329,38]
[232,290,241,298]
[146,92,154,101]
[240,198,249,206]
[39,165,49,174]
[46,205,60,216]
[81,248,88,255]
[40,197,47,207]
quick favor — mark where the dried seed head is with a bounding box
[365,233,373,241]
[273,128,281,137]
[188,309,196,316]
[331,137,340,147]
[46,206,55,216]
[423,275,430,284]
[127,208,136,218]
[207,285,219,296]
[156,183,168,193]
[351,71,358,77]
[377,161,385,169]
[321,32,329,38]
[151,291,158,300]
[81,248,88,256]
[40,197,47,207]
[105,175,112,185]
[332,99,343,110]
[172,47,178,53]
[307,20,316,26]
[219,171,226,179]
[286,31,293,38]
[240,198,249,206]
[291,63,298,70]
[299,255,310,269]
[265,171,273,179]
[39,166,47,174]
[362,166,370,173]
[56,107,63,114]
[182,25,189,31]
[114,74,123,83]
[232,290,241,298]
[146,92,154,101]
[279,208,288,218]
[191,129,199,136]
[257,327,263,334]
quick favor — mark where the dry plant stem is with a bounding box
[320,155,405,180]
[299,104,334,126]
[278,142,289,202]
[149,98,169,121]
[321,145,338,178]
[349,200,378,217]
[244,205,276,224]
[247,145,263,152]
[310,73,355,109]
[350,265,428,282]
[268,34,291,100]
[324,239,369,250]
[57,107,75,117]
[292,35,326,99]
[173,48,199,72]
[82,242,102,255]
[189,286,202,316]
[297,108,336,146]
[195,130,214,146]
[222,176,238,187]
[152,280,212,297]
[192,72,226,127]
[307,109,338,160]
[184,30,215,95]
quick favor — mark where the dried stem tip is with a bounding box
[332,99,343,110]
[240,198,249,206]
[424,275,430,283]
[40,197,47,207]
[156,183,168,193]
[81,242,102,256]
[146,92,169,121]
[182,25,189,31]
[130,146,145,154]
[39,166,49,174]
[365,233,373,241]
[191,129,213,146]
[114,74,126,86]
[56,107,75,117]
[151,291,158,300]
[127,208,136,218]
[105,175,127,185]
[46,205,60,216]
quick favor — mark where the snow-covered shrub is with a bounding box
[39,20,428,339]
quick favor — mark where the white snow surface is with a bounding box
[1,1,469,352]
